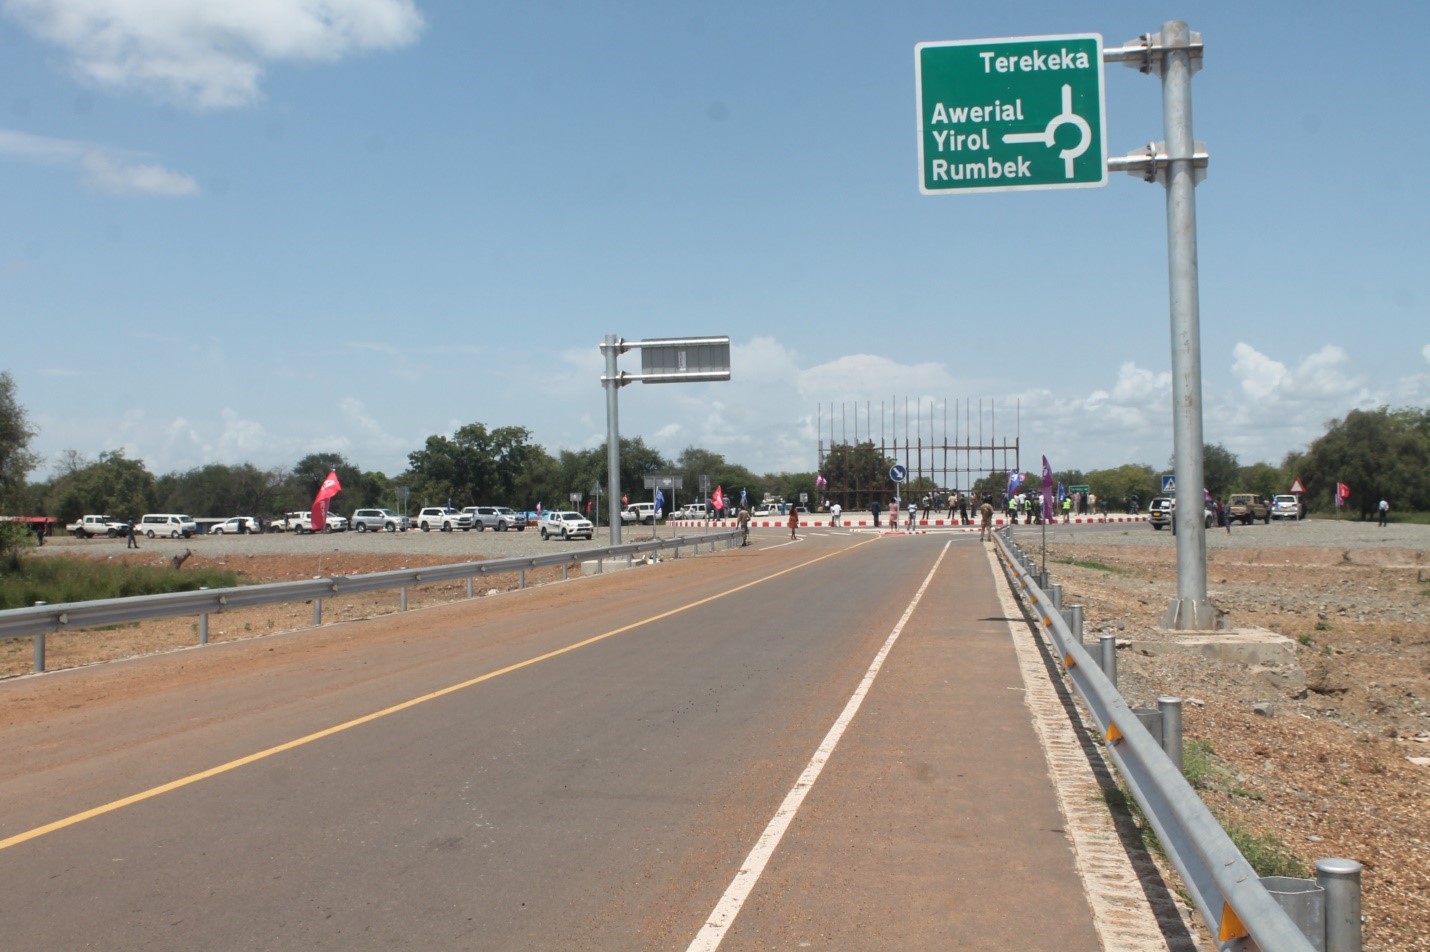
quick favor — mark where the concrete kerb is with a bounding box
[668,513,1150,532]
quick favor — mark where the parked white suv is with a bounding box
[462,505,528,531]
[1270,495,1303,521]
[620,502,657,525]
[351,508,411,532]
[417,507,472,532]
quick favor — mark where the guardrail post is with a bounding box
[1099,633,1118,687]
[1158,696,1184,773]
[1050,583,1063,611]
[198,587,210,645]
[400,586,408,611]
[519,569,526,589]
[1069,604,1084,642]
[312,599,322,626]
[32,601,46,673]
[1317,858,1362,952]
[466,577,473,598]
[1260,876,1327,950]
[1133,706,1162,746]
[561,563,569,580]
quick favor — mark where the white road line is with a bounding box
[685,542,951,952]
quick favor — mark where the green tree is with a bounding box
[1086,463,1158,512]
[156,462,288,517]
[821,441,896,511]
[403,424,551,508]
[1298,406,1430,518]
[675,446,763,510]
[0,371,39,510]
[1169,443,1238,497]
[40,450,156,523]
[1236,462,1289,501]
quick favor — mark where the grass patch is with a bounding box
[1297,633,1314,646]
[1099,741,1311,881]
[1056,557,1125,574]
[1227,827,1311,879]
[0,556,240,610]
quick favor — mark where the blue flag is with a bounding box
[739,488,748,508]
[654,489,665,514]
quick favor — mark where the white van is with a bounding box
[136,513,197,538]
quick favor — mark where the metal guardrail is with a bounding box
[991,527,1361,952]
[2,530,741,674]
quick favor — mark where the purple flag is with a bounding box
[1041,455,1054,522]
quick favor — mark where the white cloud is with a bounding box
[0,128,198,196]
[82,150,199,196]
[3,0,426,109]
[209,409,271,461]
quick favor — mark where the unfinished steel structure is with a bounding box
[814,398,1021,512]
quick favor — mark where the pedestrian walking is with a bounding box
[126,519,139,549]
[980,500,995,541]
[871,499,881,527]
[908,500,918,529]
[787,506,799,540]
[1378,498,1389,527]
[830,502,842,527]
[737,507,751,546]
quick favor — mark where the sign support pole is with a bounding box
[603,334,624,546]
[1158,22,1216,630]
[1106,23,1218,629]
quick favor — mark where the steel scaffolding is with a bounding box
[814,398,1020,511]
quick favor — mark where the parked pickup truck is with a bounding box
[1227,493,1271,525]
[270,511,349,533]
[66,514,128,538]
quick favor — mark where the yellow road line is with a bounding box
[0,537,876,852]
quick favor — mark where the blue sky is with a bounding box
[3,1,1426,486]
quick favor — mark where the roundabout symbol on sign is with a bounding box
[890,464,908,483]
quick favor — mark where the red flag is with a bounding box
[712,486,725,511]
[1335,482,1350,508]
[310,469,342,531]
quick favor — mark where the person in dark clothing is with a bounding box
[126,519,140,549]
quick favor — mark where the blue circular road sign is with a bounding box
[890,464,908,483]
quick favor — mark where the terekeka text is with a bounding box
[979,47,1092,73]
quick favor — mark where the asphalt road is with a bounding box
[0,528,1102,951]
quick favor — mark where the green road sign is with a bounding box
[916,34,1106,194]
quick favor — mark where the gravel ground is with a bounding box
[1013,515,1430,551]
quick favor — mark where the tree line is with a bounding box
[1,371,1426,527]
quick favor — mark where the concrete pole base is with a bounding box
[1162,597,1227,631]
